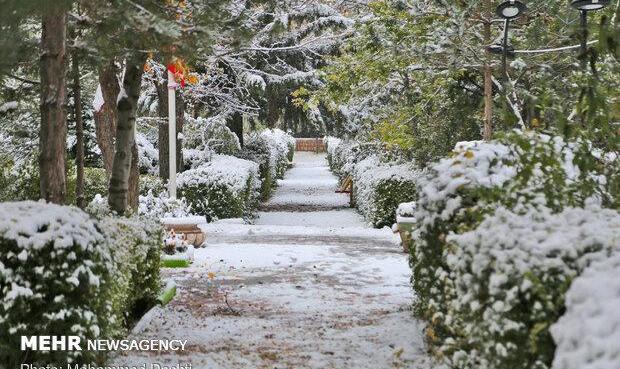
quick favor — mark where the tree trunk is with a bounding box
[94,61,120,177]
[72,49,85,208]
[482,2,493,141]
[128,142,139,211]
[155,74,183,180]
[108,54,146,213]
[39,7,68,204]
[155,79,170,179]
[227,112,244,147]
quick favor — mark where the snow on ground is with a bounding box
[111,152,439,369]
[264,152,350,210]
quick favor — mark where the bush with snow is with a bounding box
[0,201,163,366]
[353,155,420,227]
[0,202,111,366]
[95,214,162,335]
[136,132,159,175]
[241,129,295,199]
[551,250,620,369]
[406,131,614,369]
[0,154,40,202]
[138,191,192,219]
[442,204,620,369]
[177,155,260,221]
[184,115,241,156]
[325,138,369,179]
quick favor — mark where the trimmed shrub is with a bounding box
[185,115,241,156]
[325,138,369,180]
[0,201,162,367]
[407,131,612,369]
[240,129,294,200]
[444,204,620,369]
[177,155,260,221]
[261,129,295,174]
[240,134,273,200]
[0,202,111,366]
[97,215,162,332]
[138,191,192,218]
[551,249,620,369]
[352,156,420,227]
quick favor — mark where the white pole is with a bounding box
[167,70,177,199]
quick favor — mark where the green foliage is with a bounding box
[180,181,252,221]
[98,215,162,334]
[365,177,417,228]
[0,154,39,202]
[407,131,614,368]
[139,174,165,197]
[314,0,618,166]
[0,202,161,367]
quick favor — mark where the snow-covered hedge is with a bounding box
[184,115,241,156]
[177,155,260,221]
[551,250,620,369]
[443,204,620,369]
[325,138,370,180]
[262,128,295,163]
[136,132,159,175]
[406,131,613,369]
[0,202,162,366]
[138,191,192,219]
[353,156,420,227]
[241,129,294,199]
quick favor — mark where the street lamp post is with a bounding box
[570,0,610,70]
[168,69,178,199]
[494,1,527,81]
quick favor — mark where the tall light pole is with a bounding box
[570,0,610,70]
[494,1,527,81]
[168,69,178,199]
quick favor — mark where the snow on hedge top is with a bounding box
[0,201,103,252]
[324,136,342,157]
[176,154,260,195]
[261,129,294,159]
[551,251,620,369]
[447,203,620,278]
[354,155,420,184]
[413,132,602,231]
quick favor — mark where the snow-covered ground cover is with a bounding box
[264,151,350,210]
[111,152,440,369]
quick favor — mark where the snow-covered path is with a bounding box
[113,152,434,369]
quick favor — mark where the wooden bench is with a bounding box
[161,216,207,247]
[336,175,355,208]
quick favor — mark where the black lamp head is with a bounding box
[496,0,527,19]
[570,0,610,11]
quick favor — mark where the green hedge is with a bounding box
[0,201,162,367]
[177,155,260,221]
[407,132,612,369]
[352,156,420,228]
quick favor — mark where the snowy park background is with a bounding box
[1,1,619,369]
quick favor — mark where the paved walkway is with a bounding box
[113,152,436,369]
